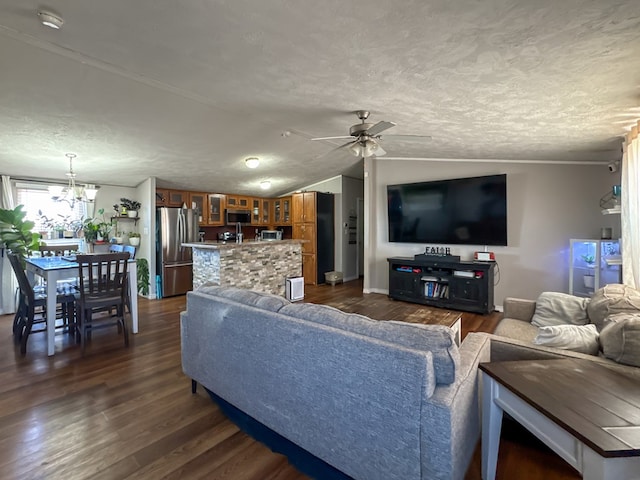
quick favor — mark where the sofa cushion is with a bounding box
[533,324,600,355]
[493,318,538,343]
[278,302,459,385]
[599,312,640,367]
[530,292,590,328]
[587,284,640,331]
[196,285,291,312]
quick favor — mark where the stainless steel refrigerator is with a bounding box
[157,207,198,297]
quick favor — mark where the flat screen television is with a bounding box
[387,174,507,246]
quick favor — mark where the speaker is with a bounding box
[286,276,304,302]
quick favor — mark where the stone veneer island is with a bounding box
[183,240,304,296]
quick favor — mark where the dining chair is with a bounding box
[8,253,76,355]
[108,244,124,253]
[38,244,80,288]
[39,244,79,256]
[123,245,136,259]
[75,253,130,354]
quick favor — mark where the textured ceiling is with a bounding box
[0,0,639,196]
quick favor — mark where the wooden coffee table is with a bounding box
[315,293,462,345]
[480,359,640,480]
[398,307,462,346]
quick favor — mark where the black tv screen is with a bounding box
[387,174,507,246]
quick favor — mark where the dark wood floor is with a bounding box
[0,280,580,479]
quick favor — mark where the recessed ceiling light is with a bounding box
[245,157,260,169]
[38,10,64,29]
[260,180,271,190]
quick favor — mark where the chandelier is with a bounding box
[48,153,98,208]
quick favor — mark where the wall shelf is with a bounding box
[111,216,139,225]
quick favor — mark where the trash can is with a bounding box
[324,271,343,286]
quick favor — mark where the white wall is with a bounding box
[93,184,137,229]
[93,181,155,296]
[136,177,156,298]
[364,158,620,307]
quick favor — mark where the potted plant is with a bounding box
[82,218,99,244]
[136,258,149,296]
[120,198,141,218]
[0,205,41,265]
[113,230,124,244]
[581,254,596,289]
[82,208,112,244]
[129,231,141,247]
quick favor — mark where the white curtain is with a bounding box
[621,120,640,288]
[1,175,17,314]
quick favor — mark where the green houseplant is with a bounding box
[136,258,149,296]
[0,205,41,265]
[128,231,141,247]
[82,208,112,243]
[120,198,141,218]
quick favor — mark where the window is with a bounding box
[16,184,86,234]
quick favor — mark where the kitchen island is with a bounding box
[183,240,303,296]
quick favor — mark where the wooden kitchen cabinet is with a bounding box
[292,192,316,223]
[157,188,187,207]
[188,192,208,224]
[251,198,261,224]
[273,197,291,225]
[226,195,250,208]
[302,254,317,285]
[156,188,170,207]
[292,192,334,285]
[292,223,316,254]
[251,197,272,225]
[261,198,271,225]
[166,190,188,207]
[207,194,225,226]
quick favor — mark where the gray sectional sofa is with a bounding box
[493,284,640,371]
[180,285,640,479]
[180,286,492,480]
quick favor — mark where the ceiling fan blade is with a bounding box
[316,140,356,159]
[366,121,396,136]
[383,134,432,141]
[311,135,353,141]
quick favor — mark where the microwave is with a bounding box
[225,209,251,225]
[260,230,283,241]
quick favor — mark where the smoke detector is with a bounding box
[38,10,64,29]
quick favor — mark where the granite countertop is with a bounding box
[182,239,305,249]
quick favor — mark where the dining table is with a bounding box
[24,255,139,356]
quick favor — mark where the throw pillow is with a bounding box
[599,312,640,367]
[531,292,590,328]
[587,284,640,331]
[533,324,599,355]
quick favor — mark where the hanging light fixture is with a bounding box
[348,136,380,158]
[49,153,98,208]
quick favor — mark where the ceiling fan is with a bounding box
[311,110,431,158]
